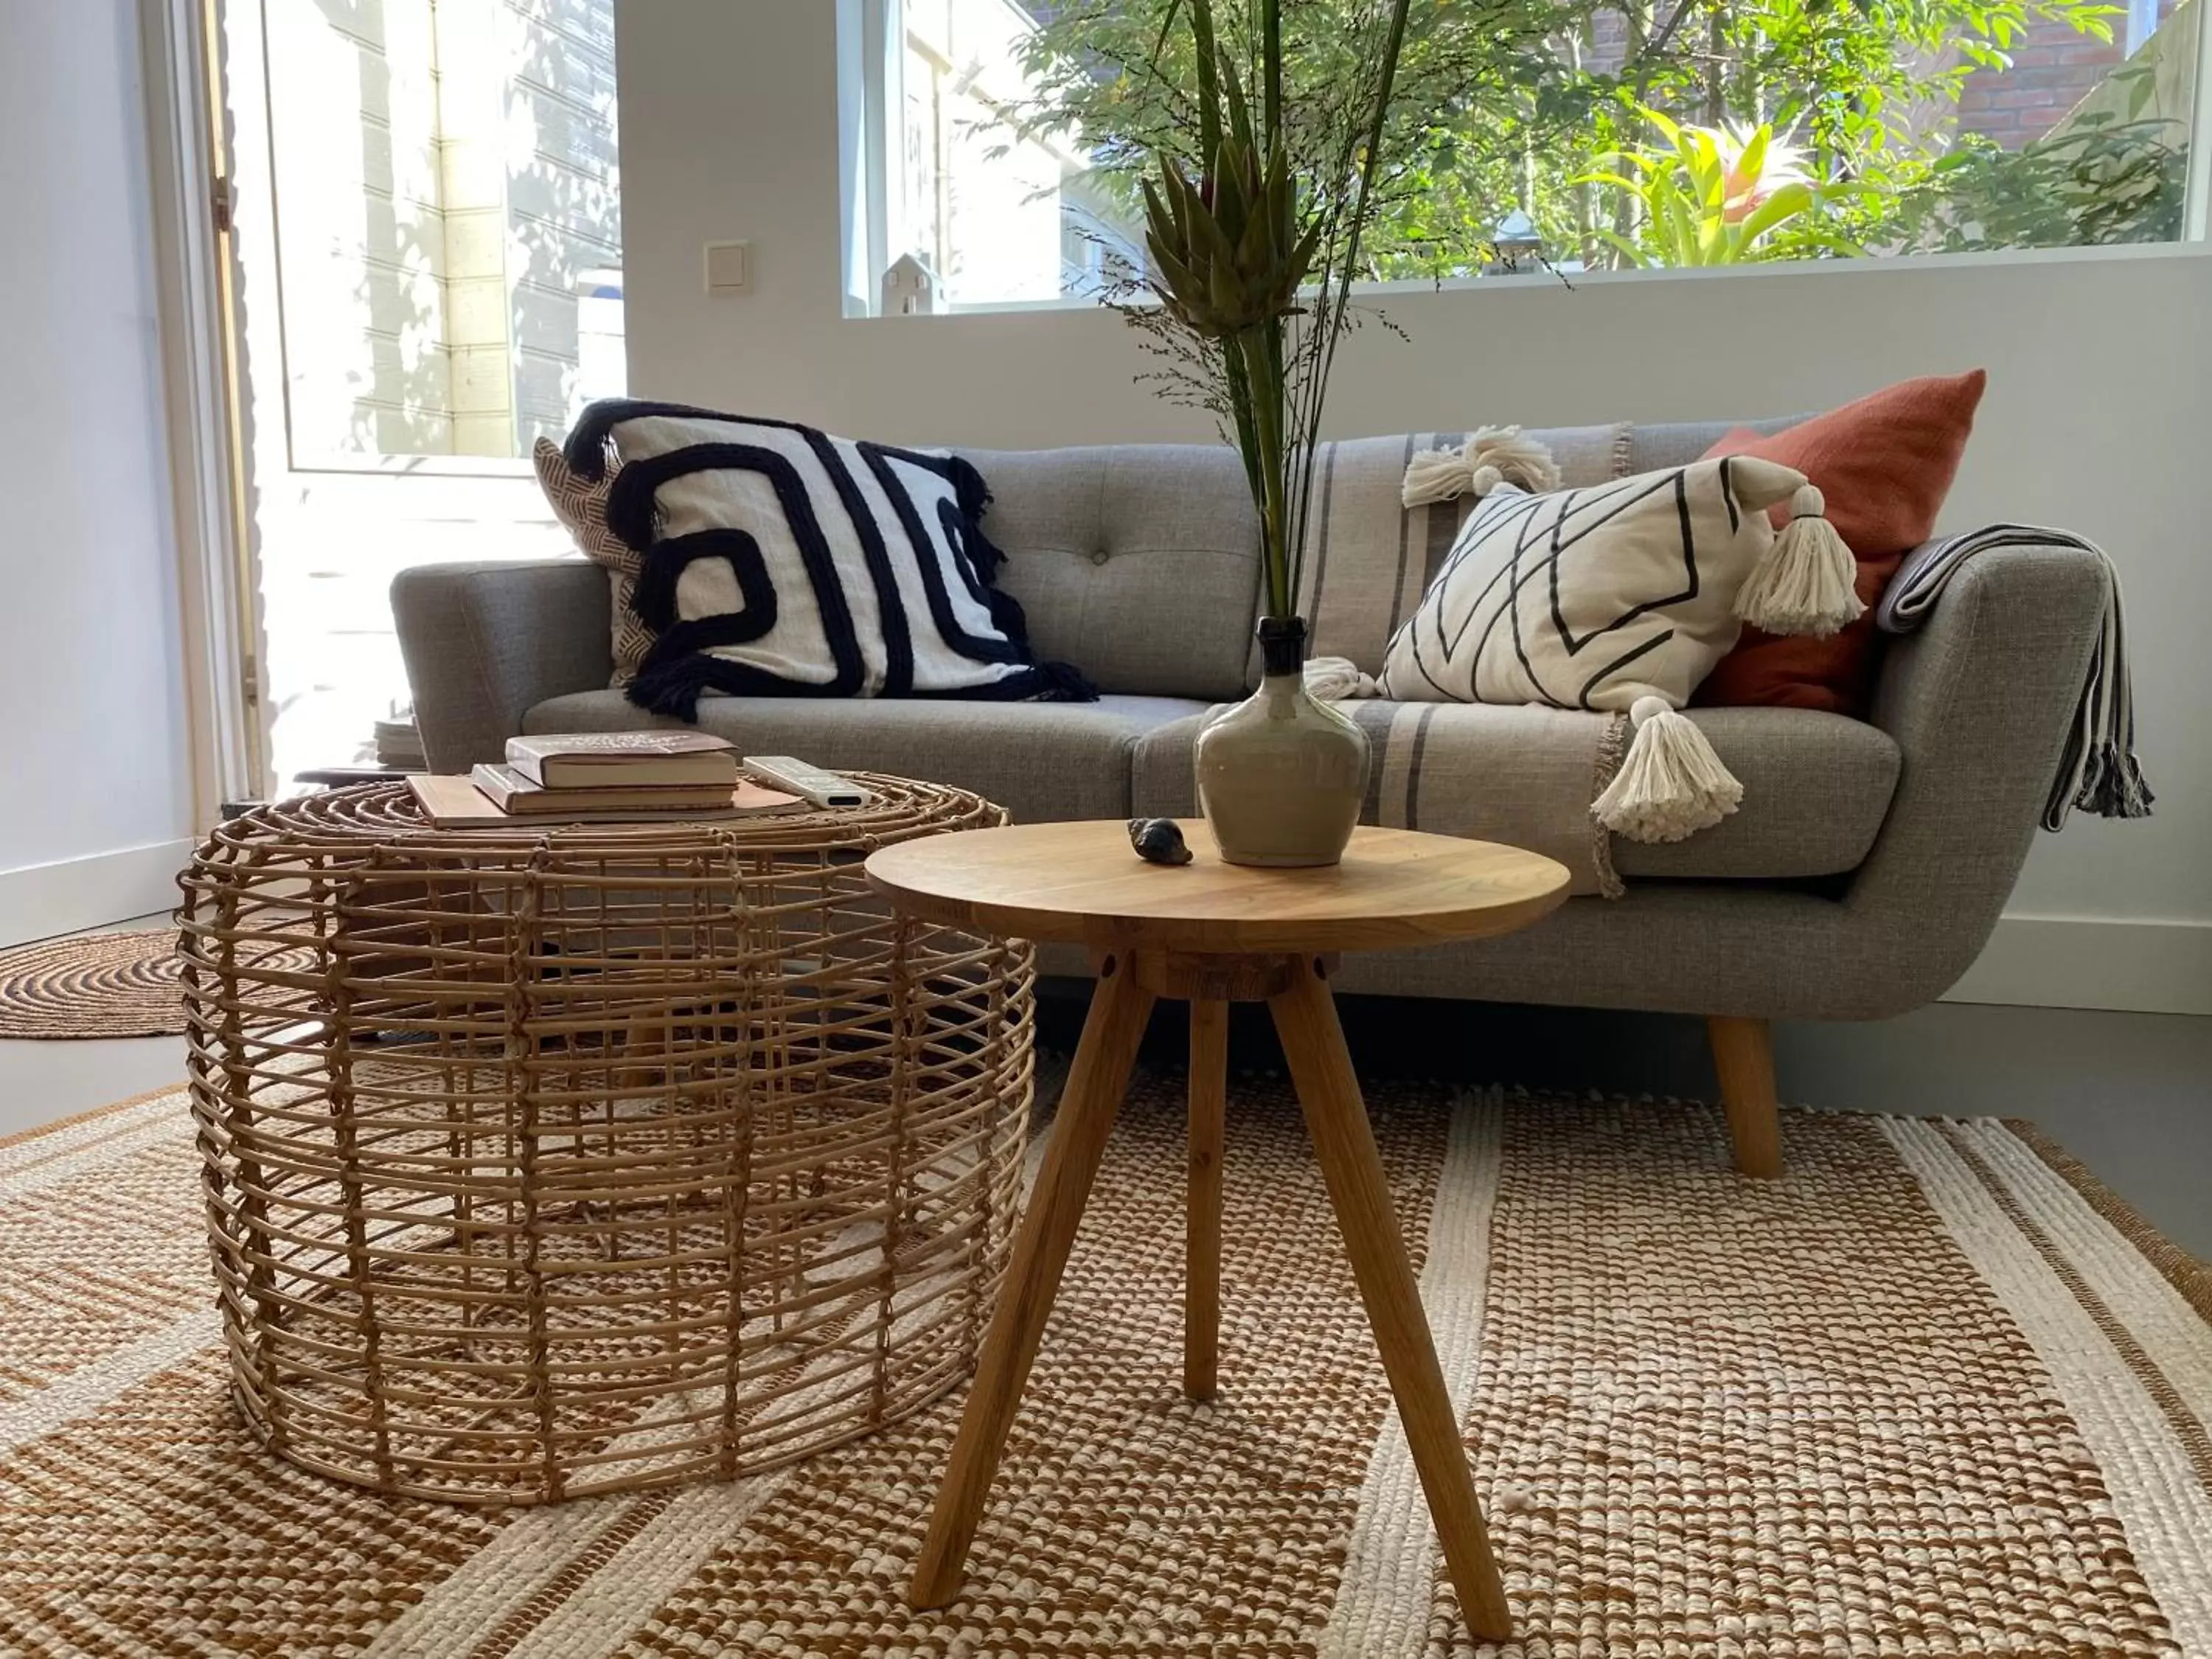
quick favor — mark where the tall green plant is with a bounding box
[1133,0,1413,622]
[1580,110,1840,266]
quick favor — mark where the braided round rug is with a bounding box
[1,1071,2207,1656]
[0,929,187,1039]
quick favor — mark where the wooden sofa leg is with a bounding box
[1706,1016,1783,1178]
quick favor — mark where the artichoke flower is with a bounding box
[1142,117,1319,339]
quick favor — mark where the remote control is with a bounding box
[742,756,869,809]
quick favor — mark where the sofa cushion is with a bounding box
[1132,703,1900,880]
[560,403,1092,719]
[954,445,1260,702]
[1376,456,1811,713]
[1696,370,1987,715]
[1606,707,1900,877]
[524,690,1210,823]
[1279,425,1630,677]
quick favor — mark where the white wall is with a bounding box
[616,1,2212,1014]
[0,0,197,942]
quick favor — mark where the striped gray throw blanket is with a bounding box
[1877,525,2152,830]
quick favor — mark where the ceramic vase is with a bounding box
[1194,617,1371,867]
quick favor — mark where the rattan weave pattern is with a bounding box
[175,777,1033,1505]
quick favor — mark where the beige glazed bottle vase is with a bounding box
[1196,617,1371,867]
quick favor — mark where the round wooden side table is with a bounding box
[865,818,1571,1642]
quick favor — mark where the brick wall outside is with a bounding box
[1958,0,2185,147]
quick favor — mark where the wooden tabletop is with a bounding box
[864,821,1570,956]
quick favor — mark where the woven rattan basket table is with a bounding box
[177,776,1034,1505]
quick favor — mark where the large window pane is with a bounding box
[264,0,626,463]
[850,0,2200,302]
[856,0,1144,311]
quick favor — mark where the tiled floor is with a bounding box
[0,1032,187,1140]
[0,915,185,1140]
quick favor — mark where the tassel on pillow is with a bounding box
[1733,484,1865,639]
[1592,696,1744,844]
[1402,425,1561,508]
[1303,655,1380,700]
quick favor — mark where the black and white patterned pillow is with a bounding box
[532,438,654,689]
[1377,456,1806,712]
[563,400,1094,720]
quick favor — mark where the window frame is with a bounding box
[840,0,2212,319]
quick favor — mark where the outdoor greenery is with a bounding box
[1579,110,1834,265]
[1012,0,2179,275]
[1901,63,2188,249]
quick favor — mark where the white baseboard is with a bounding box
[0,841,195,949]
[1944,914,2212,1018]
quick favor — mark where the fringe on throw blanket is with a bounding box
[1877,524,2152,831]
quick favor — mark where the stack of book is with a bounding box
[407,733,804,827]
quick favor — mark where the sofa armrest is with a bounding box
[1840,537,2110,1006]
[392,560,613,773]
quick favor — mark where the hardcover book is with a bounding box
[406,774,796,830]
[470,762,800,817]
[504,731,740,789]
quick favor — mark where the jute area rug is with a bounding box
[0,931,187,1039]
[2,1071,2208,1658]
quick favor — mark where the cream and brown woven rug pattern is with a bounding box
[1,1073,2207,1657]
[0,932,189,1039]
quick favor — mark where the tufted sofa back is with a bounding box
[958,445,1262,701]
[961,416,1804,698]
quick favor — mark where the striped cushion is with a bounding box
[1132,698,1623,896]
[562,401,1093,720]
[1286,424,1634,676]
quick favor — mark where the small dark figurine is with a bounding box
[1127,817,1193,866]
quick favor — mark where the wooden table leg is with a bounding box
[1267,956,1514,1644]
[1707,1015,1784,1178]
[1186,998,1228,1401]
[908,956,1157,1610]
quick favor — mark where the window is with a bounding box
[260,0,626,465]
[844,0,1144,313]
[844,0,2207,303]
[220,0,630,796]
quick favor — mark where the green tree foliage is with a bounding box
[1581,109,1838,265]
[1013,0,2135,272]
[1902,63,2186,250]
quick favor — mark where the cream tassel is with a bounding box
[1733,484,1865,638]
[1401,425,1561,508]
[1591,696,1743,843]
[1303,655,1380,699]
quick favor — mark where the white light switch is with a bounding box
[703,240,751,294]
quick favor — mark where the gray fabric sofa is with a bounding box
[393,419,2109,1175]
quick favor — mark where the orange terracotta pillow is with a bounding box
[1694,369,1986,714]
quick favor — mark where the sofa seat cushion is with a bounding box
[524,691,1211,823]
[1131,703,1900,881]
[1607,708,1899,878]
